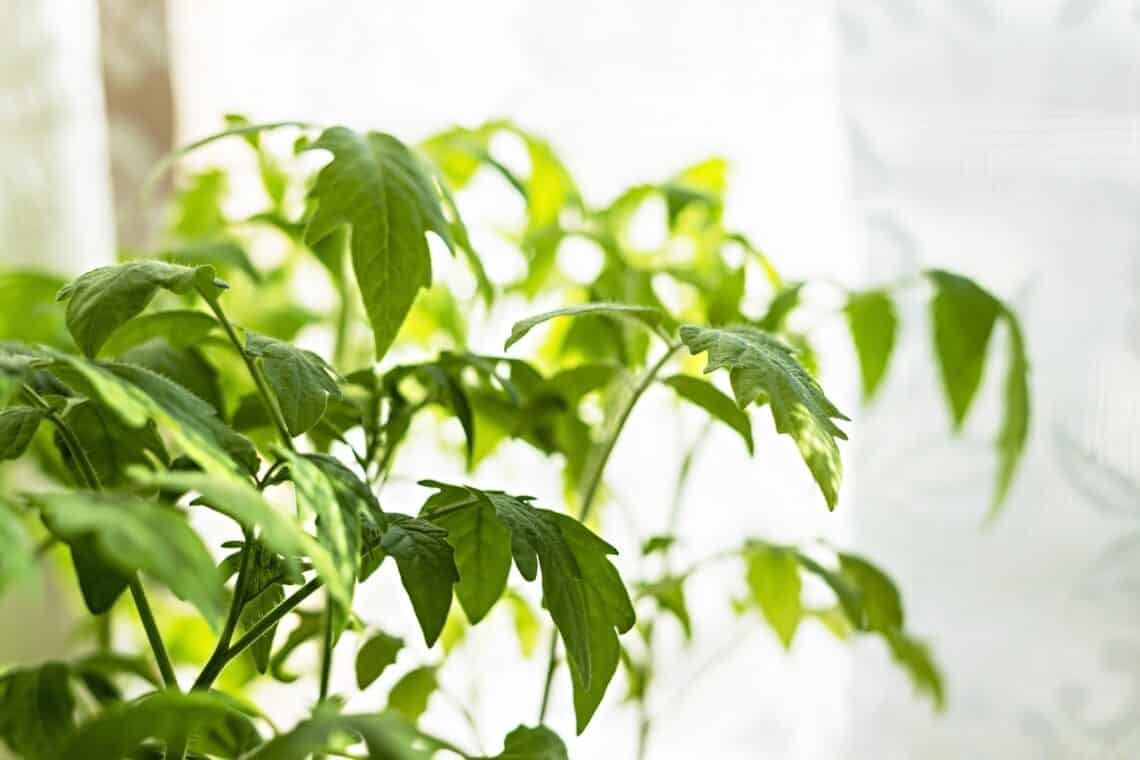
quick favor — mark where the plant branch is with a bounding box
[318,594,335,703]
[537,342,683,722]
[130,578,179,689]
[193,529,256,691]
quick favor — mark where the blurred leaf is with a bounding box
[505,589,540,658]
[993,310,1030,515]
[680,325,849,509]
[506,303,664,351]
[0,407,43,460]
[169,169,228,239]
[57,399,168,488]
[638,576,692,639]
[661,374,753,454]
[356,630,404,689]
[100,309,219,357]
[844,290,898,401]
[387,666,437,723]
[160,239,260,283]
[242,706,441,760]
[119,339,225,414]
[743,543,802,648]
[0,271,70,347]
[926,270,1001,428]
[485,725,569,760]
[0,662,75,760]
[0,497,34,595]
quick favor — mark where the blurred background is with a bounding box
[2,1,1139,758]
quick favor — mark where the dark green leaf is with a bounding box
[33,491,226,627]
[505,303,664,351]
[0,407,42,460]
[119,339,225,413]
[56,260,225,357]
[69,539,131,614]
[245,331,341,437]
[380,514,460,646]
[0,662,75,760]
[485,725,569,760]
[680,324,849,509]
[844,290,898,401]
[661,374,753,454]
[387,666,437,723]
[99,309,219,357]
[304,127,452,361]
[743,543,802,648]
[926,270,1001,428]
[356,630,404,689]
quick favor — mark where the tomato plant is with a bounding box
[0,117,1029,759]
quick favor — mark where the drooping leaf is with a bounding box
[743,543,802,648]
[135,469,352,610]
[380,514,460,647]
[993,310,1030,515]
[32,491,226,628]
[844,290,898,401]
[661,374,753,454]
[485,725,569,760]
[0,662,75,760]
[55,260,226,358]
[56,399,168,488]
[386,666,438,723]
[245,331,341,437]
[51,690,261,760]
[505,303,664,351]
[884,629,945,710]
[69,539,131,615]
[99,309,219,357]
[638,576,692,639]
[0,407,42,460]
[679,324,849,509]
[926,270,1001,428]
[356,630,404,689]
[837,552,903,632]
[303,127,453,361]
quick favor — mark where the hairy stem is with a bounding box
[26,385,178,689]
[536,343,682,722]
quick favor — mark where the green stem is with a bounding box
[201,291,296,451]
[536,343,682,722]
[193,529,255,690]
[26,385,178,690]
[318,593,335,702]
[130,578,179,689]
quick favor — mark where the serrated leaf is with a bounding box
[993,310,1029,515]
[387,666,438,723]
[304,127,453,360]
[240,331,340,437]
[135,469,352,610]
[356,630,404,689]
[32,491,226,628]
[56,260,225,358]
[420,480,634,732]
[100,309,219,357]
[744,543,802,648]
[505,303,664,351]
[0,662,75,760]
[844,290,898,400]
[926,270,1001,428]
[52,690,261,760]
[486,725,569,760]
[380,514,460,646]
[0,407,42,460]
[680,324,849,509]
[661,374,753,454]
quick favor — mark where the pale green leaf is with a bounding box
[0,498,34,595]
[680,324,849,509]
[505,303,664,351]
[844,290,898,401]
[744,543,802,648]
[993,310,1030,516]
[387,666,437,723]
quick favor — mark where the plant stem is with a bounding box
[26,385,178,690]
[201,292,295,451]
[318,593,335,702]
[193,529,255,691]
[130,578,179,689]
[536,343,682,722]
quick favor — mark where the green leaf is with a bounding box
[245,331,341,437]
[135,469,352,610]
[505,303,664,351]
[505,589,541,657]
[280,451,359,613]
[884,629,945,710]
[661,374,753,454]
[304,127,452,361]
[638,576,692,639]
[56,260,225,357]
[844,290,898,400]
[837,552,903,632]
[756,283,803,332]
[420,483,510,624]
[99,309,219,357]
[233,541,291,673]
[993,311,1030,515]
[0,498,34,595]
[241,707,441,760]
[387,666,438,723]
[51,690,261,760]
[119,339,225,414]
[0,271,70,347]
[420,480,634,732]
[0,407,42,460]
[743,543,802,648]
[926,270,1002,428]
[56,399,168,488]
[380,514,460,646]
[680,324,849,509]
[640,535,675,556]
[69,539,131,614]
[32,491,226,627]
[0,662,75,760]
[356,630,404,689]
[485,725,569,760]
[160,238,260,283]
